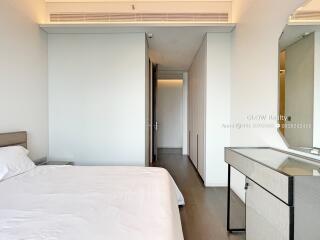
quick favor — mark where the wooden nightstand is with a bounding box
[35,158,74,166]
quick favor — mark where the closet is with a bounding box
[188,37,206,180]
[187,33,231,186]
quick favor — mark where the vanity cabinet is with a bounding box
[225,147,320,240]
[246,178,292,240]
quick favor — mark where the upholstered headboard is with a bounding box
[0,132,27,148]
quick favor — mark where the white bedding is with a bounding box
[0,166,184,240]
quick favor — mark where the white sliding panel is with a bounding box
[49,33,147,166]
[188,36,207,179]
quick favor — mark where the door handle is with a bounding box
[155,121,160,131]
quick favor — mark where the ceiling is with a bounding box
[41,24,235,71]
[43,0,234,72]
[147,26,234,70]
[280,24,320,50]
[279,0,320,50]
[45,0,231,2]
[297,0,320,11]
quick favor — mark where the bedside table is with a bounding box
[35,158,74,166]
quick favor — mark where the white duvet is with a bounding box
[0,166,184,240]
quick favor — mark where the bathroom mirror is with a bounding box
[279,20,320,155]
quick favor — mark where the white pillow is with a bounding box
[0,146,35,180]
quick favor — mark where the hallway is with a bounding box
[153,149,246,240]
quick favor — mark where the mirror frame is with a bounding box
[277,28,290,148]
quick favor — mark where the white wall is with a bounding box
[182,72,188,155]
[230,0,306,201]
[0,0,48,160]
[285,33,314,147]
[157,80,183,148]
[205,33,231,186]
[48,33,147,166]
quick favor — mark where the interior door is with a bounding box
[152,64,158,161]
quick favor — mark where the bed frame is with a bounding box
[0,131,27,148]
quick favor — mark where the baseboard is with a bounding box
[158,148,182,154]
[205,182,228,187]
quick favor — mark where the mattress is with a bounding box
[0,166,184,240]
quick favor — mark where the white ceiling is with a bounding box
[147,26,234,70]
[280,0,320,50]
[43,0,234,71]
[41,24,235,71]
[297,0,320,11]
[280,24,320,50]
[45,0,231,2]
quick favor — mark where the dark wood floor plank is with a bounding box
[153,150,246,240]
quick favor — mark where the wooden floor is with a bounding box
[153,149,246,240]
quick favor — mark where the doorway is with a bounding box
[157,79,183,149]
[150,66,188,163]
[146,26,210,164]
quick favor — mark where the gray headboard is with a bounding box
[0,132,27,148]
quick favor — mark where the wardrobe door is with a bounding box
[188,70,196,167]
[191,73,197,168]
[197,67,206,180]
[187,77,192,158]
[192,72,198,169]
[187,63,206,179]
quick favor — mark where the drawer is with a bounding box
[225,148,293,204]
[246,178,293,240]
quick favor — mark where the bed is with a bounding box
[0,132,184,240]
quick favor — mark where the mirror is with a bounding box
[279,1,320,155]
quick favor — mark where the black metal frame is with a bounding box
[227,164,246,233]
